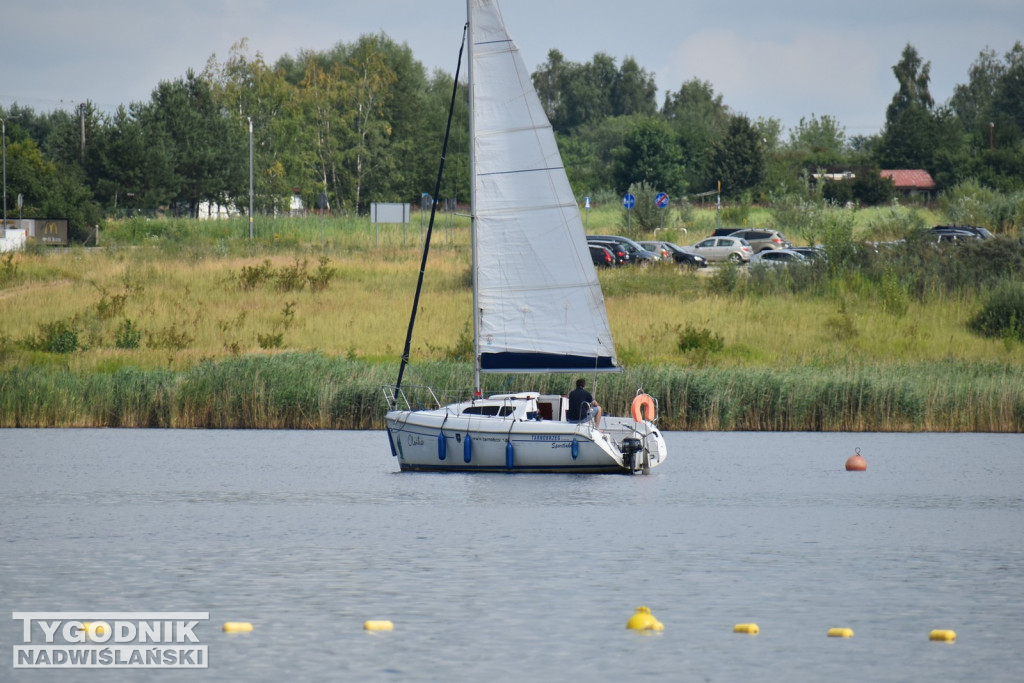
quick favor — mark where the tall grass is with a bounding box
[2,355,1022,431]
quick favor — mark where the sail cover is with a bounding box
[469,0,619,373]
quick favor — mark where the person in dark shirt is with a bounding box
[567,378,602,428]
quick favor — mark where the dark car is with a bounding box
[589,244,616,267]
[638,240,708,269]
[710,227,743,237]
[788,246,827,261]
[929,225,993,241]
[587,239,629,265]
[586,235,657,265]
[928,228,984,244]
[729,228,792,253]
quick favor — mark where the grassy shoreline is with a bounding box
[2,209,1022,432]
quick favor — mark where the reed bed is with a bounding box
[1,354,1022,431]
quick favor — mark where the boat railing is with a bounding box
[382,384,443,412]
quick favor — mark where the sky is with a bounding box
[2,0,1022,138]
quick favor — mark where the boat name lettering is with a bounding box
[406,435,424,447]
[531,435,561,442]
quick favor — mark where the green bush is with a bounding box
[677,323,725,354]
[238,260,274,290]
[307,256,337,291]
[115,319,142,349]
[0,252,18,287]
[147,324,194,351]
[257,332,284,349]
[968,281,1024,342]
[880,270,910,317]
[275,258,308,292]
[822,179,854,205]
[705,262,741,295]
[29,319,80,354]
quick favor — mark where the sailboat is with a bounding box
[383,0,668,473]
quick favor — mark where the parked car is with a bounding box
[729,228,792,253]
[682,236,753,263]
[638,240,672,260]
[586,235,657,265]
[589,244,616,267]
[930,225,993,240]
[710,227,743,237]
[750,248,808,266]
[587,239,629,265]
[930,228,981,244]
[638,240,708,268]
[788,246,827,261]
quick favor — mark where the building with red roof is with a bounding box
[880,169,937,198]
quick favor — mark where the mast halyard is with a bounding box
[468,0,482,398]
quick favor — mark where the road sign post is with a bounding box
[655,192,669,229]
[623,193,635,232]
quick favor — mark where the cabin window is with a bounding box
[461,405,515,417]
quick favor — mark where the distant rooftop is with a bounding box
[881,169,936,190]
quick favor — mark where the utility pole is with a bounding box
[248,117,254,240]
[2,115,17,228]
[80,103,86,163]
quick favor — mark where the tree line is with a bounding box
[2,35,1023,240]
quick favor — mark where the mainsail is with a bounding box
[468,0,618,374]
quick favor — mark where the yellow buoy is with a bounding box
[733,623,759,635]
[82,622,109,639]
[929,629,956,642]
[828,627,854,638]
[626,606,664,631]
[222,622,253,633]
[364,620,394,631]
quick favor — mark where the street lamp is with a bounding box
[248,117,254,240]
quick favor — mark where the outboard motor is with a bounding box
[621,438,643,471]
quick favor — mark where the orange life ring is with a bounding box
[631,394,656,422]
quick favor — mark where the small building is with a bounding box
[1,227,27,252]
[880,169,936,199]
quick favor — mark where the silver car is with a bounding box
[684,236,753,263]
[750,248,808,266]
[729,228,792,253]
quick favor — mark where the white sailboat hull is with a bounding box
[385,394,667,474]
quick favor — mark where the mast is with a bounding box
[393,17,468,398]
[468,0,482,397]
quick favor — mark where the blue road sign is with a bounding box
[655,192,669,208]
[623,193,636,209]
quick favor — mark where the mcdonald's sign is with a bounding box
[22,219,69,245]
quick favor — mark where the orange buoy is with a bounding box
[845,448,867,471]
[631,393,656,422]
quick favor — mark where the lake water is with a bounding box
[1,429,1022,681]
